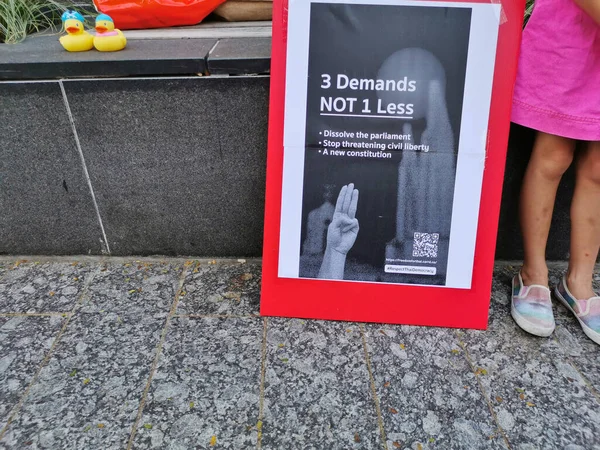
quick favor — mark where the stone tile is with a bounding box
[366,324,505,450]
[0,36,216,79]
[0,260,13,280]
[208,38,271,75]
[553,314,600,396]
[0,312,164,450]
[0,82,105,255]
[133,317,262,449]
[63,77,269,257]
[550,269,600,395]
[0,261,96,313]
[262,319,381,450]
[81,261,183,316]
[461,288,600,449]
[0,316,64,432]
[176,261,261,316]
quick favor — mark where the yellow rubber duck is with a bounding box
[59,11,94,52]
[93,14,127,52]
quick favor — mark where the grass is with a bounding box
[524,0,535,26]
[0,0,76,44]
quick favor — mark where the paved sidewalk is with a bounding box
[0,257,598,450]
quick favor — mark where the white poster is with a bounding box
[278,0,500,289]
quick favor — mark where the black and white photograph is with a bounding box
[299,2,471,286]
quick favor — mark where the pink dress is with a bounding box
[512,0,600,141]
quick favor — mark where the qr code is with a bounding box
[412,232,439,258]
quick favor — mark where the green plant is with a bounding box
[524,0,535,26]
[0,0,72,44]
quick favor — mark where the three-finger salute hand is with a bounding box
[327,183,360,255]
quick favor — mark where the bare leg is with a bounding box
[567,141,600,299]
[520,132,576,286]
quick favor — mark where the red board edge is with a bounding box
[260,0,526,330]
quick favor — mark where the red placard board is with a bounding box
[261,0,524,329]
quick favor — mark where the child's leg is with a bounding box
[567,141,600,299]
[520,132,576,286]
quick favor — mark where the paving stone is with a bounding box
[0,261,11,280]
[366,324,506,450]
[0,312,163,450]
[81,261,183,316]
[0,262,96,314]
[262,319,381,450]
[461,287,600,449]
[0,261,597,450]
[176,261,261,316]
[0,316,64,433]
[553,313,600,397]
[133,317,262,449]
[551,270,600,396]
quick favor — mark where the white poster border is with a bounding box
[278,0,500,289]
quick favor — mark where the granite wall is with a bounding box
[0,76,574,259]
[0,77,268,256]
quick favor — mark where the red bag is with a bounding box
[93,0,226,30]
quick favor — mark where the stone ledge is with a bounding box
[207,38,271,75]
[0,33,272,80]
[0,36,216,80]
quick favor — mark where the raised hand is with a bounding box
[318,183,360,280]
[327,183,360,255]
